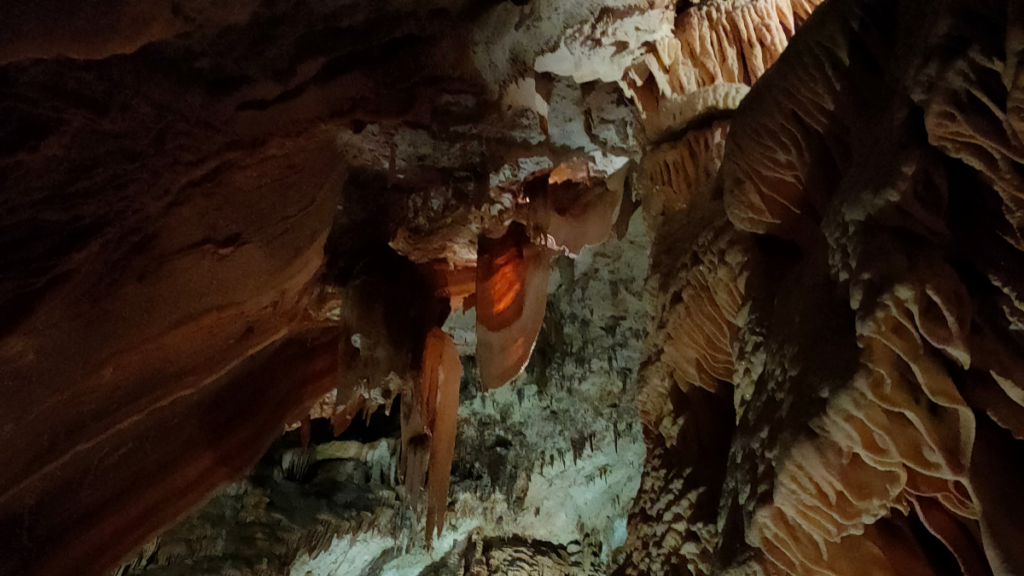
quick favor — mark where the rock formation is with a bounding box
[623,1,1024,576]
[2,0,1024,575]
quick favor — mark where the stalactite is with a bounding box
[400,328,463,545]
[425,328,464,547]
[622,0,827,141]
[475,223,554,391]
[529,166,625,257]
[422,262,478,312]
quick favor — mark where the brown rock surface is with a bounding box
[623,0,1024,575]
[0,0,648,573]
[5,0,1024,576]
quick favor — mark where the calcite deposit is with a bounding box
[3,0,1024,575]
[622,1,1024,576]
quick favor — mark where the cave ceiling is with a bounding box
[2,1,1024,576]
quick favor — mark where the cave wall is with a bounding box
[4,0,1024,576]
[622,0,1024,575]
[0,0,659,574]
